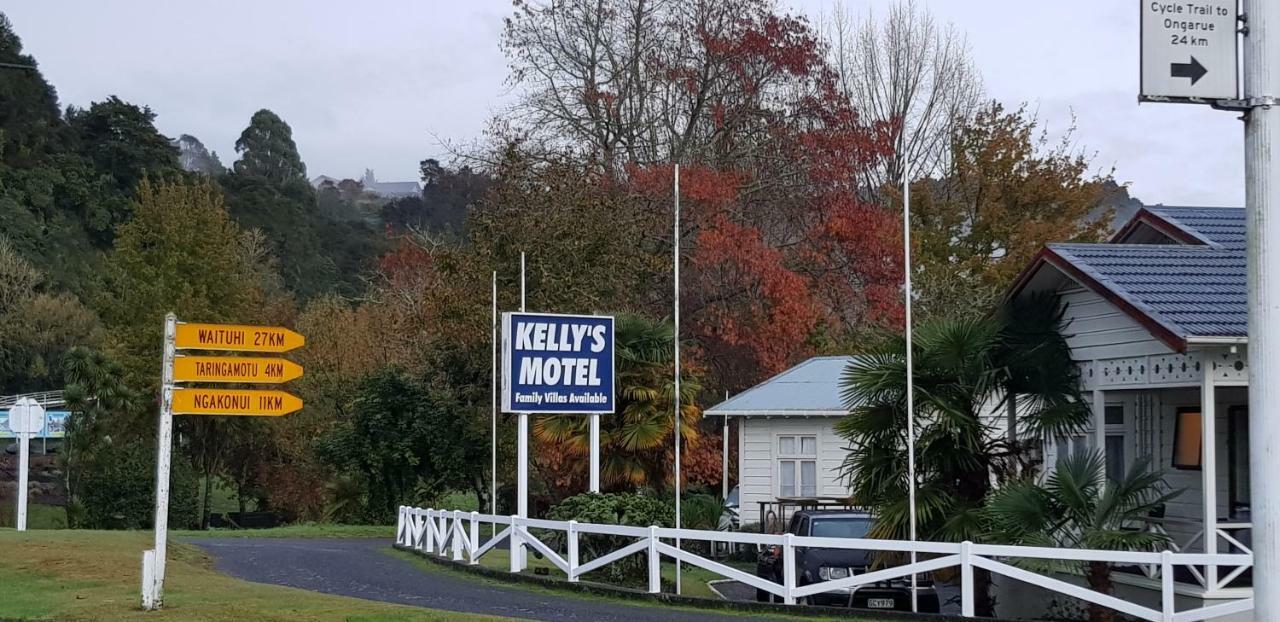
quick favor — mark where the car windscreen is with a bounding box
[809,517,873,538]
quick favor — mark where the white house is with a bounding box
[705,356,856,528]
[1004,205,1252,612]
[709,206,1254,614]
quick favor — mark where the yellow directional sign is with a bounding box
[172,388,303,417]
[173,356,303,384]
[175,322,305,353]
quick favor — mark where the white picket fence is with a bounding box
[396,506,1255,622]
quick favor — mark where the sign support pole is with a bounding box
[1245,0,1280,615]
[517,252,528,571]
[144,312,177,609]
[589,414,600,493]
[673,164,683,595]
[16,427,28,531]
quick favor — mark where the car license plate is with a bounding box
[867,598,896,609]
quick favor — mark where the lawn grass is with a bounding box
[0,528,503,621]
[0,502,67,529]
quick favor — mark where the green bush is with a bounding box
[546,492,673,585]
[76,441,200,530]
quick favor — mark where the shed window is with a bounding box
[1173,408,1203,470]
[778,435,817,497]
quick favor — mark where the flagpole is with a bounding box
[903,151,918,614]
[673,164,683,595]
[517,252,528,570]
[491,270,498,537]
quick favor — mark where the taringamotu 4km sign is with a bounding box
[501,312,615,414]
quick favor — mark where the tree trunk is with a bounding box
[1085,561,1115,622]
[974,567,996,617]
[201,473,213,530]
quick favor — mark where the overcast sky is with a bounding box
[5,0,1244,206]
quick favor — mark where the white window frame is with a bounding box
[775,433,818,498]
[1049,400,1132,478]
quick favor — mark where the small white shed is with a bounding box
[705,356,854,527]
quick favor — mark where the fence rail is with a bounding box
[396,506,1254,622]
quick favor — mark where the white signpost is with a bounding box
[6,397,45,532]
[1140,0,1239,102]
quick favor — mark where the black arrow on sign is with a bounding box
[1170,57,1208,85]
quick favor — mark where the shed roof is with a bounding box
[705,356,853,417]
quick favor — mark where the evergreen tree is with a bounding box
[232,109,307,183]
[67,96,180,195]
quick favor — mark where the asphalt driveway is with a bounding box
[187,537,810,622]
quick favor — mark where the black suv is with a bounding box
[755,510,940,612]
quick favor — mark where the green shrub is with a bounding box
[76,441,200,529]
[546,492,673,585]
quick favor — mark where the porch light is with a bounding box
[1173,408,1203,470]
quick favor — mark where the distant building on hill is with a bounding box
[310,169,420,199]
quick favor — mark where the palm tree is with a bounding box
[986,451,1179,622]
[61,347,140,527]
[535,313,701,490]
[834,293,1090,615]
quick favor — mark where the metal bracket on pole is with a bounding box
[1212,96,1278,111]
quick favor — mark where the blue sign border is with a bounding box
[501,312,615,414]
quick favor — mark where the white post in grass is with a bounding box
[142,312,177,610]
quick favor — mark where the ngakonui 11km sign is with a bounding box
[502,312,615,414]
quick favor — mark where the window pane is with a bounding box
[779,436,796,455]
[800,436,817,456]
[1106,435,1125,481]
[1056,436,1070,466]
[1105,404,1125,426]
[780,461,796,497]
[1173,410,1203,469]
[800,461,817,497]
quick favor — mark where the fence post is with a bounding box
[782,533,796,605]
[567,520,579,582]
[509,515,522,573]
[469,511,480,565]
[961,541,975,617]
[1161,550,1175,622]
[452,510,464,561]
[648,526,661,593]
[396,506,404,546]
[438,511,449,557]
[427,509,437,552]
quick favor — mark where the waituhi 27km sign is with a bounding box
[1140,1,1239,102]
[501,312,615,414]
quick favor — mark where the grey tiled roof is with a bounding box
[1050,243,1246,338]
[1146,206,1246,249]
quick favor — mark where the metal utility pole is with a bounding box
[1245,0,1280,615]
